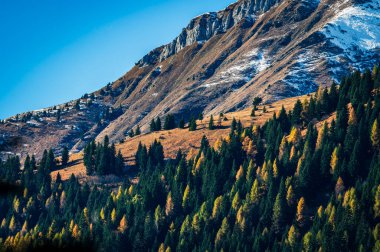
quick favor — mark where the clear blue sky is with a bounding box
[0,0,233,119]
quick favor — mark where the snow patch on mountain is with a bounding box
[321,1,380,61]
[202,48,270,88]
[284,50,321,93]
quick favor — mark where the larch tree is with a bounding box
[371,119,380,151]
[374,185,380,218]
[296,197,307,228]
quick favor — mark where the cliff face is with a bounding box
[1,0,379,159]
[137,0,283,66]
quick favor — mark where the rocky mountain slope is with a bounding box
[0,0,379,159]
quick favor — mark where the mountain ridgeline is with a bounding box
[0,66,380,251]
[1,0,379,161]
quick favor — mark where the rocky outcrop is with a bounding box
[137,0,283,66]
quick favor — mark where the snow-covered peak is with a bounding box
[321,1,380,60]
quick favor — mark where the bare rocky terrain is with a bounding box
[0,0,379,159]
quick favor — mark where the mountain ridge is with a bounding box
[0,0,379,160]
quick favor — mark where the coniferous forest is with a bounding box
[0,66,380,251]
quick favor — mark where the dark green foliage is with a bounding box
[253,97,262,110]
[56,108,61,122]
[189,117,197,131]
[135,125,141,136]
[156,117,162,131]
[251,108,255,117]
[198,113,204,122]
[83,136,124,175]
[208,115,214,130]
[164,114,176,130]
[128,129,134,138]
[150,119,156,132]
[292,99,302,125]
[61,146,69,167]
[150,117,163,132]
[1,66,380,251]
[178,117,185,129]
[75,100,80,110]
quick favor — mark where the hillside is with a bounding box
[1,0,379,161]
[51,93,335,182]
[1,66,379,251]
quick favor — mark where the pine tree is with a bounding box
[286,185,295,206]
[9,216,16,233]
[118,215,128,233]
[287,225,298,248]
[250,179,260,204]
[292,99,303,125]
[208,115,214,130]
[178,117,185,129]
[164,114,176,130]
[165,192,174,216]
[75,100,80,110]
[189,117,197,131]
[302,231,315,252]
[251,109,255,117]
[348,139,361,179]
[45,149,56,171]
[61,146,69,167]
[330,145,341,176]
[56,108,61,122]
[198,113,204,122]
[329,82,339,112]
[135,125,141,135]
[215,217,229,248]
[252,97,262,110]
[156,117,162,131]
[371,119,380,151]
[272,179,286,235]
[150,119,156,132]
[374,185,380,218]
[182,185,190,211]
[335,177,345,198]
[296,197,307,228]
[129,129,134,138]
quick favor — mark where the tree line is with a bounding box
[0,66,379,251]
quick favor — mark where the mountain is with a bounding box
[0,0,379,159]
[2,63,380,251]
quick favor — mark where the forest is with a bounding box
[0,66,379,251]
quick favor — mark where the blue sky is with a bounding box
[0,0,233,119]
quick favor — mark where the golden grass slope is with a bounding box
[52,94,312,181]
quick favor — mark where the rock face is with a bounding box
[1,0,379,158]
[137,0,283,66]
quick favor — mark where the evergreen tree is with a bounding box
[251,109,255,117]
[208,115,214,130]
[178,117,185,129]
[292,99,303,125]
[150,119,156,132]
[371,119,380,151]
[272,179,287,235]
[61,146,69,167]
[198,113,204,122]
[164,114,176,130]
[253,97,262,110]
[129,129,134,138]
[189,117,197,131]
[156,117,162,131]
[135,126,141,136]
